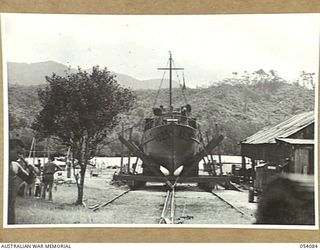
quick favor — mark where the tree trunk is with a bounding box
[76,177,83,205]
[75,136,89,205]
[72,147,80,204]
[76,164,87,205]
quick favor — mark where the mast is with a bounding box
[169,52,172,107]
[158,51,184,110]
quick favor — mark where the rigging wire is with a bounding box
[152,59,169,108]
[172,58,188,105]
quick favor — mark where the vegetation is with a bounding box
[8,69,315,158]
[31,67,135,205]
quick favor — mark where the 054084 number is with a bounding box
[300,244,318,248]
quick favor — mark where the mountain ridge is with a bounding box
[7,61,180,90]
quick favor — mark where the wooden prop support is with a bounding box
[206,131,217,176]
[174,135,224,185]
[118,135,173,188]
[190,135,224,167]
[127,127,133,174]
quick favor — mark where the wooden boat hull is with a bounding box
[141,123,201,175]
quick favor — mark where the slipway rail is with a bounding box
[89,189,131,212]
[159,188,176,224]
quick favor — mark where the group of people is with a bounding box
[36,156,60,200]
[23,155,59,202]
[8,139,59,224]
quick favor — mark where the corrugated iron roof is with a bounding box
[241,111,314,144]
[276,138,314,145]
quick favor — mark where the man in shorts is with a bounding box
[42,155,58,201]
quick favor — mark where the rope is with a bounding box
[172,59,188,105]
[152,60,169,108]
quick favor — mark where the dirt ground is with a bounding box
[213,189,258,218]
[174,187,254,224]
[15,169,256,225]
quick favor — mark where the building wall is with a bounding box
[241,143,284,165]
[241,123,315,174]
[276,141,314,174]
[293,147,314,174]
[289,123,314,140]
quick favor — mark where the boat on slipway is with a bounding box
[115,52,228,189]
[141,52,201,177]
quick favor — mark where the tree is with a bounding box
[9,112,28,130]
[299,71,315,89]
[32,66,135,205]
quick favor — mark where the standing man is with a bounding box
[8,139,28,224]
[42,155,58,201]
[35,159,42,173]
[34,159,42,197]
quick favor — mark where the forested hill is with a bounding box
[8,79,315,156]
[129,81,314,154]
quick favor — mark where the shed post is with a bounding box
[120,122,124,173]
[241,156,246,179]
[231,164,236,175]
[251,158,256,186]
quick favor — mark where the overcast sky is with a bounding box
[2,13,320,87]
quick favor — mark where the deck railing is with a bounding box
[144,113,200,130]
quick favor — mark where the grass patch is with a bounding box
[15,170,129,225]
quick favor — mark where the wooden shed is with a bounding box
[275,138,314,175]
[240,111,315,175]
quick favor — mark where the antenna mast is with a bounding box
[158,51,184,109]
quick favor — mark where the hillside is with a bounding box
[8,77,315,156]
[122,81,315,155]
[7,61,179,89]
